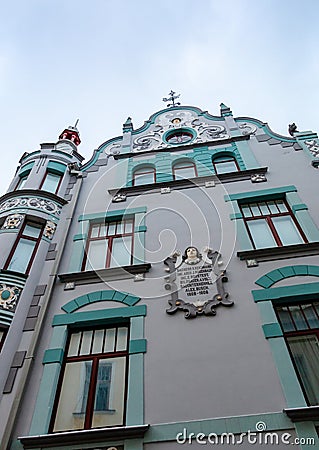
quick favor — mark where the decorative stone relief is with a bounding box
[238,123,257,136]
[2,214,25,229]
[43,221,57,239]
[161,187,171,194]
[112,193,127,203]
[0,197,62,216]
[304,140,319,158]
[133,133,165,152]
[0,283,21,311]
[164,247,233,319]
[196,124,229,142]
[251,173,267,183]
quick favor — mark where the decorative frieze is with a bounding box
[0,197,62,216]
[304,139,319,158]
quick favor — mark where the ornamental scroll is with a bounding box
[164,247,233,319]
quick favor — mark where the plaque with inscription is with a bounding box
[164,247,233,319]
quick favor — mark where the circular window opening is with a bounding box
[165,130,194,145]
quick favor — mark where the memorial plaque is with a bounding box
[164,247,234,319]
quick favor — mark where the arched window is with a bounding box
[173,161,197,180]
[133,166,156,186]
[212,155,239,174]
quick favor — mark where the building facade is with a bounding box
[1,102,319,449]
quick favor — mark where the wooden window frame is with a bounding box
[275,301,319,405]
[4,220,44,274]
[39,170,63,195]
[132,167,156,186]
[240,199,308,249]
[81,218,135,271]
[212,155,240,174]
[50,324,130,432]
[172,161,197,180]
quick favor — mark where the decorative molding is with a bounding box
[43,220,57,240]
[2,214,24,229]
[164,248,233,319]
[238,242,319,263]
[58,263,151,285]
[0,283,21,311]
[0,195,63,217]
[238,123,257,136]
[304,139,319,157]
[251,173,267,183]
[19,424,150,449]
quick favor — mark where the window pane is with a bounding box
[107,223,116,236]
[124,220,133,234]
[7,238,36,273]
[90,225,99,238]
[41,172,61,193]
[287,335,319,405]
[267,201,278,214]
[241,205,252,218]
[301,304,319,329]
[116,221,124,235]
[53,361,92,431]
[134,171,154,185]
[259,202,269,216]
[272,216,303,246]
[173,166,196,179]
[116,327,128,351]
[80,330,93,355]
[23,224,41,238]
[276,306,295,332]
[68,332,81,356]
[250,204,260,217]
[276,199,288,213]
[92,329,105,354]
[99,224,107,237]
[16,176,28,190]
[104,328,116,353]
[85,240,108,270]
[289,306,308,330]
[247,219,277,249]
[214,160,238,174]
[91,357,126,428]
[109,236,132,267]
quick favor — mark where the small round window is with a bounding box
[165,130,194,145]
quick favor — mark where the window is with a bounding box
[173,161,197,180]
[213,155,239,174]
[15,175,28,190]
[276,302,319,405]
[51,325,129,432]
[82,218,134,271]
[133,167,156,186]
[240,199,307,249]
[165,130,193,145]
[4,221,43,274]
[40,171,63,194]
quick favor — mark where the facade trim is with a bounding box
[255,265,319,288]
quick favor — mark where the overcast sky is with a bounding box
[0,0,318,194]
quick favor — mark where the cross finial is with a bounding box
[162,90,181,108]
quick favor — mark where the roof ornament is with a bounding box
[162,90,181,108]
[288,123,298,136]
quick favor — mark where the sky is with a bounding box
[0,0,318,194]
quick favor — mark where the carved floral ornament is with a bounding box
[0,197,62,216]
[0,283,21,311]
[164,247,234,319]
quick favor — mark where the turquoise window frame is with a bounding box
[252,276,319,408]
[225,186,319,251]
[69,207,147,273]
[29,297,147,436]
